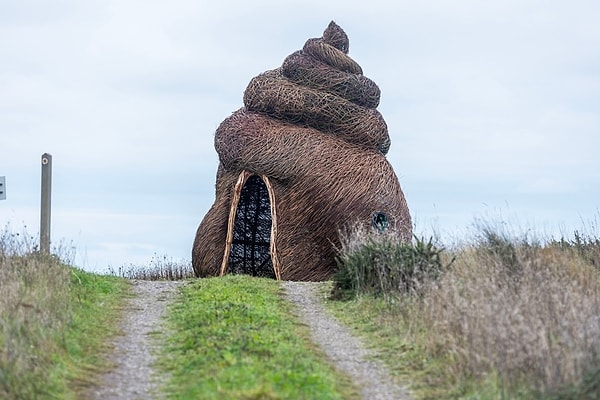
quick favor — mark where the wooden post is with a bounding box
[40,153,52,254]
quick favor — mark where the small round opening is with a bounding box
[372,211,389,232]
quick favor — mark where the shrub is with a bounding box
[331,226,449,300]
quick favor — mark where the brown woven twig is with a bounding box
[322,21,350,53]
[244,69,390,154]
[282,51,380,108]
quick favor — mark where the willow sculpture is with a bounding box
[192,21,411,281]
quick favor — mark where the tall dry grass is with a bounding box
[0,227,72,398]
[108,253,195,280]
[426,228,600,396]
[333,223,600,397]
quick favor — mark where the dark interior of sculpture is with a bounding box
[227,175,275,278]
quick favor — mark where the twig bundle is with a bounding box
[244,69,389,154]
[282,51,380,108]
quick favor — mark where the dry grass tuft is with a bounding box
[425,227,600,396]
[108,254,195,280]
[0,226,72,398]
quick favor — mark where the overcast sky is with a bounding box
[1,0,598,272]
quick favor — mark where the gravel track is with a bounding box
[282,281,412,400]
[87,279,410,399]
[85,280,184,400]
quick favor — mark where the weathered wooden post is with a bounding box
[40,153,52,254]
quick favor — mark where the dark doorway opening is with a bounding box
[228,175,275,278]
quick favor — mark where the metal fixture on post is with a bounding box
[40,153,52,254]
[0,176,5,200]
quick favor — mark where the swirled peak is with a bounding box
[322,21,349,53]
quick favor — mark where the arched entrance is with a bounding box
[220,171,280,279]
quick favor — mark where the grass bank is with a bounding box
[159,274,359,399]
[0,228,129,399]
[328,225,600,399]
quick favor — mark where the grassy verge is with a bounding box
[159,275,359,399]
[59,268,130,397]
[327,224,600,399]
[0,228,129,399]
[327,291,465,398]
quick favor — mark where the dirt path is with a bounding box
[282,281,412,400]
[87,279,409,399]
[85,280,184,400]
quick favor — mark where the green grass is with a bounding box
[57,268,130,397]
[0,227,129,399]
[327,293,475,399]
[159,275,359,400]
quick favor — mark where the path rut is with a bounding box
[283,281,412,400]
[85,280,183,400]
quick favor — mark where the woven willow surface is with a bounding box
[193,21,411,281]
